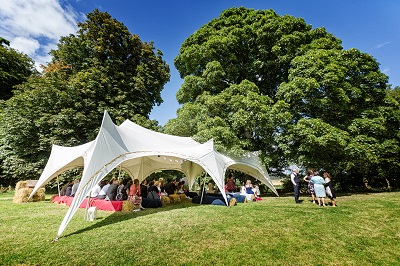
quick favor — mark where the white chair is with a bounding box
[87,206,97,221]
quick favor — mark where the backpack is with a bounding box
[147,190,160,200]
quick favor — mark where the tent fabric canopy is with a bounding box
[29,111,278,237]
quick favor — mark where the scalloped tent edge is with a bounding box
[29,110,278,237]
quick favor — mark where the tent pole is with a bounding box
[200,173,207,204]
[84,189,91,220]
[141,157,143,181]
[118,164,122,181]
[57,173,60,197]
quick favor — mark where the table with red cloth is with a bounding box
[51,196,123,211]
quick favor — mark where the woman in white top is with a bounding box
[240,180,256,201]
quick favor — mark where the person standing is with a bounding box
[323,172,337,207]
[310,171,326,207]
[303,169,316,204]
[290,168,300,204]
[291,169,301,204]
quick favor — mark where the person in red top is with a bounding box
[129,178,144,211]
[226,175,236,193]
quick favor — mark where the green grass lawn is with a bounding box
[0,191,399,266]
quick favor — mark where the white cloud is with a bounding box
[376,41,391,49]
[10,36,40,55]
[0,0,82,70]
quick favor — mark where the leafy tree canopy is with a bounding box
[0,38,37,100]
[0,10,170,181]
[166,7,397,189]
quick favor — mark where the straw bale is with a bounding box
[161,196,170,205]
[13,185,46,203]
[181,197,191,203]
[169,194,181,203]
[13,187,31,203]
[31,188,45,202]
[178,193,187,199]
[121,200,135,212]
[15,181,27,191]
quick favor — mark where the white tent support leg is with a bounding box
[200,173,207,204]
[141,157,143,181]
[84,190,92,221]
[57,174,60,197]
[117,164,122,181]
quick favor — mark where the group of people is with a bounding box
[239,179,261,201]
[204,175,261,201]
[60,174,265,209]
[291,169,336,207]
[87,177,194,211]
[59,179,80,197]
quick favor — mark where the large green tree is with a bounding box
[0,38,37,100]
[166,7,397,189]
[0,10,170,181]
[49,9,170,120]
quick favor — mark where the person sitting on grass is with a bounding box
[240,180,256,201]
[207,181,216,194]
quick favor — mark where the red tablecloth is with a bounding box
[52,196,123,211]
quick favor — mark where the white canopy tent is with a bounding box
[29,111,278,237]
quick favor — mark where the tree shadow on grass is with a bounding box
[60,200,202,239]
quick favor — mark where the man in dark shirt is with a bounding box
[140,179,148,198]
[291,169,300,204]
[163,179,177,195]
[106,179,119,201]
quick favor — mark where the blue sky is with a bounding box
[1,0,398,125]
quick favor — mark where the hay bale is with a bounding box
[15,181,27,191]
[178,193,187,199]
[161,196,170,205]
[13,182,45,203]
[31,188,45,202]
[169,194,181,203]
[121,200,135,212]
[13,187,31,203]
